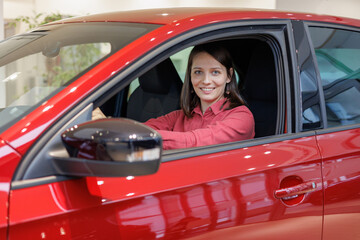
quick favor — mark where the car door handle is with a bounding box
[274,182,317,200]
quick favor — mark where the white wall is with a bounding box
[4,0,34,19]
[33,0,276,16]
[276,0,360,20]
[5,0,277,19]
[2,0,360,27]
[0,0,3,39]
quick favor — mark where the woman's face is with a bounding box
[191,51,232,112]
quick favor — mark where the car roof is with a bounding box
[55,7,360,28]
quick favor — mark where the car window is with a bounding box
[99,37,281,144]
[18,28,287,181]
[125,56,184,123]
[0,22,160,134]
[126,47,192,101]
[170,47,193,81]
[308,27,360,127]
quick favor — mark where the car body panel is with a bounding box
[9,136,323,239]
[0,139,22,239]
[316,128,360,240]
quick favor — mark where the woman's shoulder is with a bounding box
[227,104,254,118]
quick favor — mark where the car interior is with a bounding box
[98,38,280,139]
[127,58,184,122]
[20,37,283,180]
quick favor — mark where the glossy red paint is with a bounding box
[316,128,360,240]
[9,136,323,239]
[0,139,22,240]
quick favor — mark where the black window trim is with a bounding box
[290,20,327,133]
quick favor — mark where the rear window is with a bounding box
[309,27,360,127]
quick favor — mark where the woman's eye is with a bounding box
[194,70,202,75]
[212,70,220,75]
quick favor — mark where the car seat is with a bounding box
[127,58,183,122]
[243,42,278,138]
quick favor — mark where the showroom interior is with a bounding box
[0,0,359,41]
[0,0,359,239]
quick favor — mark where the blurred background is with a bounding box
[1,0,360,40]
[0,0,359,110]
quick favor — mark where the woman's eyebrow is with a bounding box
[192,66,222,69]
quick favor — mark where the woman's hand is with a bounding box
[92,107,107,120]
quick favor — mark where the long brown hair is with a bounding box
[180,43,246,117]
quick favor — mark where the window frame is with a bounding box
[304,21,360,133]
[291,20,327,132]
[14,20,293,187]
[93,25,289,149]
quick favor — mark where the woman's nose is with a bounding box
[202,74,211,84]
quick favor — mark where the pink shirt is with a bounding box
[144,98,255,150]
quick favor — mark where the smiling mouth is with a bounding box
[200,87,215,92]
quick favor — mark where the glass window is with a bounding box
[309,27,360,127]
[0,22,160,133]
[170,46,193,81]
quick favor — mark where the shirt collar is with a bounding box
[193,98,229,116]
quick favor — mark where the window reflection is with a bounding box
[309,27,360,127]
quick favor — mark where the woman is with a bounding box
[145,43,255,150]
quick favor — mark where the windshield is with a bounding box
[0,22,160,133]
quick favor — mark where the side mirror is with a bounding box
[53,118,162,177]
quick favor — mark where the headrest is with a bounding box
[139,58,181,94]
[244,43,277,102]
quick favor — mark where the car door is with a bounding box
[8,132,324,239]
[8,21,324,239]
[306,24,360,240]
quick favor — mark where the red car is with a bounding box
[0,7,359,239]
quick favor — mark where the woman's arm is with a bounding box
[158,107,255,150]
[144,110,182,131]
